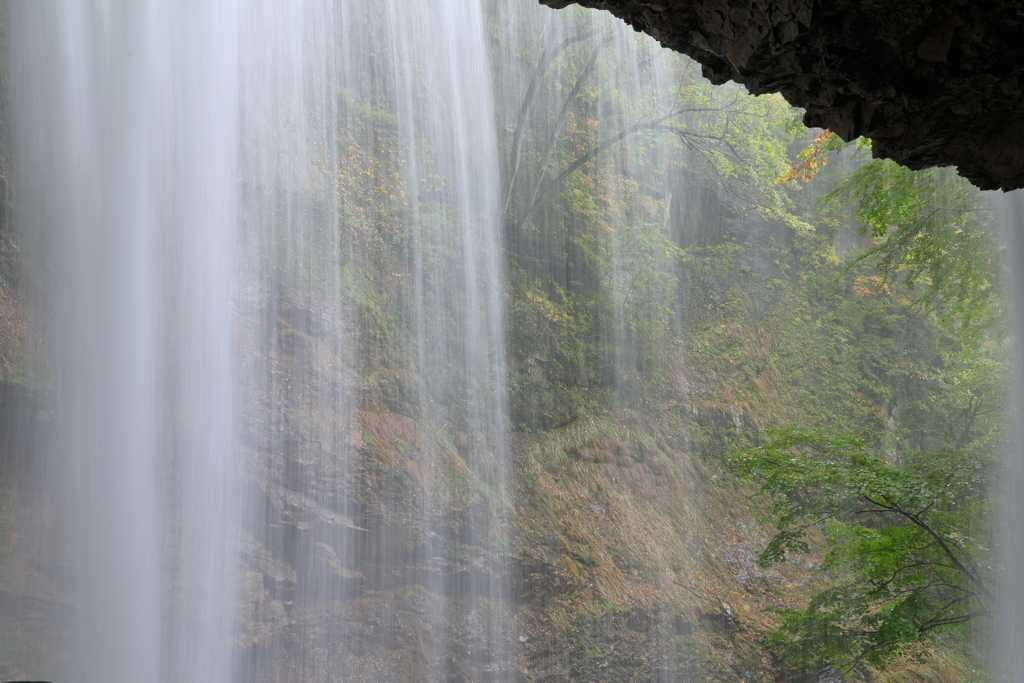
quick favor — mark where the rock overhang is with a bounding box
[539,0,1024,191]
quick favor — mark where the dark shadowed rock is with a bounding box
[540,0,1024,190]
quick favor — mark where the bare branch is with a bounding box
[504,24,597,215]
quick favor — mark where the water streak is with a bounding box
[11,2,241,681]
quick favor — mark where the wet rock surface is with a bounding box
[540,0,1024,190]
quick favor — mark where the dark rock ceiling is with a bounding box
[539,0,1024,191]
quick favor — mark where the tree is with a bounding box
[727,427,995,675]
[783,132,1003,348]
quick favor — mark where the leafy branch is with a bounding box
[727,427,995,674]
[820,156,1002,346]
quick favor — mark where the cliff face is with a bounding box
[540,0,1024,191]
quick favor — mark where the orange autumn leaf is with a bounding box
[778,130,837,184]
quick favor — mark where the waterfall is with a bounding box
[7,0,510,681]
[10,3,241,682]
[998,190,1024,680]
[231,0,510,680]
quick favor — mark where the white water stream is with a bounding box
[9,1,506,681]
[12,3,240,681]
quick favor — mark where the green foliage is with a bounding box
[728,428,994,675]
[506,265,599,430]
[902,340,1009,454]
[683,227,951,441]
[686,127,1009,678]
[821,157,1001,347]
